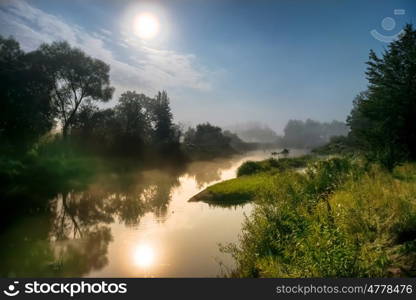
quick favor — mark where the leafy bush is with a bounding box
[237,161,265,177]
[0,139,97,196]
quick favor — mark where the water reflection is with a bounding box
[185,159,233,189]
[0,150,304,277]
[133,244,155,268]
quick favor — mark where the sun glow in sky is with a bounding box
[134,13,159,39]
[1,0,415,132]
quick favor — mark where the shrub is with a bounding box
[237,161,264,177]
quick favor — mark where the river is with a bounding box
[0,149,305,277]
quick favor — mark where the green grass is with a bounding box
[221,157,416,277]
[191,155,318,205]
[204,174,272,203]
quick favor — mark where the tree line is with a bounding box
[277,119,348,149]
[330,24,415,170]
[279,24,415,169]
[71,90,180,157]
[0,36,242,161]
[0,37,181,157]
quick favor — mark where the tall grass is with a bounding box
[202,174,273,204]
[222,157,416,277]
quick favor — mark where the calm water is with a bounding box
[1,150,305,277]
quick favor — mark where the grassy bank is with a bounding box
[206,155,416,277]
[189,174,272,205]
[189,155,316,205]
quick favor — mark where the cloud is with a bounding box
[0,0,213,100]
[100,28,113,37]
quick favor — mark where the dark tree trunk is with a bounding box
[62,123,69,139]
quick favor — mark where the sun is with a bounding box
[133,244,155,267]
[134,13,159,39]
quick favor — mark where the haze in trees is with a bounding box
[278,119,349,149]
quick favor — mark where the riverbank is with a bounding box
[206,155,416,277]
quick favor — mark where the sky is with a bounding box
[0,0,415,133]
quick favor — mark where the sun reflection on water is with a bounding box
[133,244,155,268]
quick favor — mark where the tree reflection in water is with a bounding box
[0,166,183,277]
[0,155,250,277]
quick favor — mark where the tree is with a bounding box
[71,104,118,154]
[149,91,179,148]
[0,36,54,152]
[38,41,114,138]
[223,130,251,151]
[184,123,234,158]
[113,91,152,155]
[347,24,416,169]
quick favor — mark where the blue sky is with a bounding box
[1,0,415,133]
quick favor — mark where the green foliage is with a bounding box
[312,135,356,155]
[0,139,97,196]
[113,91,152,155]
[237,155,315,177]
[38,41,114,137]
[151,91,179,149]
[237,161,265,177]
[223,157,416,277]
[347,24,416,170]
[0,36,55,152]
[71,90,182,158]
[184,123,236,159]
[202,174,271,204]
[302,157,358,202]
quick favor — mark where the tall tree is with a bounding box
[38,41,114,138]
[347,24,416,169]
[150,91,178,146]
[71,104,117,154]
[184,123,234,158]
[0,36,54,152]
[114,91,152,154]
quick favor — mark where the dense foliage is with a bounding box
[183,123,236,159]
[71,90,180,158]
[347,24,416,170]
[0,36,55,153]
[38,41,114,138]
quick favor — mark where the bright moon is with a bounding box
[133,244,155,267]
[134,13,159,39]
